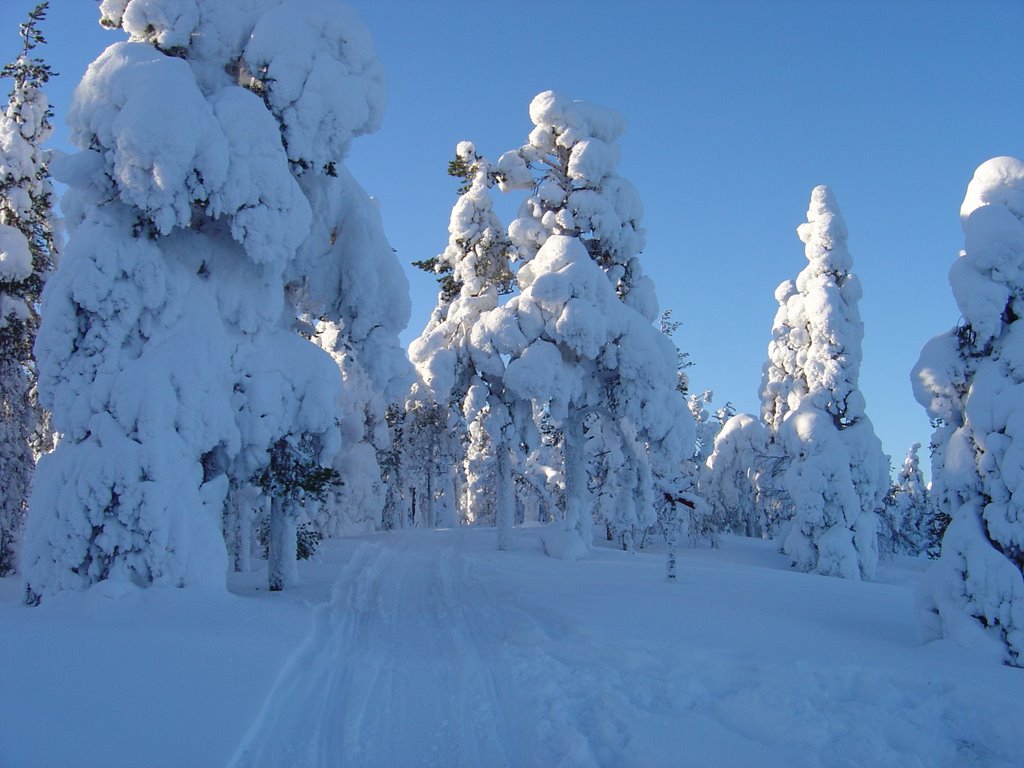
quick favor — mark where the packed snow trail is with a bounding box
[228,529,533,767]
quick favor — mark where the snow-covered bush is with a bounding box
[912,156,1024,666]
[761,186,888,580]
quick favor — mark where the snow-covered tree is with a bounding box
[761,186,888,580]
[0,3,58,577]
[249,1,410,539]
[689,389,718,465]
[879,442,930,556]
[703,413,770,538]
[912,156,1024,666]
[475,232,694,555]
[21,0,398,600]
[255,434,339,591]
[408,142,519,542]
[484,92,696,552]
[399,385,458,529]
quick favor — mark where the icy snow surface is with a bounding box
[3,527,1022,768]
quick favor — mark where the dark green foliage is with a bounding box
[411,255,460,304]
[295,522,321,560]
[659,309,692,396]
[254,436,341,503]
[257,519,322,561]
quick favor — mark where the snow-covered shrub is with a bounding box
[912,156,1024,666]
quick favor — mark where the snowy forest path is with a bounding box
[225,529,537,768]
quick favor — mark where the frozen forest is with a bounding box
[1,1,1023,767]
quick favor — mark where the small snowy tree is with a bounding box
[761,186,888,580]
[912,156,1024,666]
[879,443,930,556]
[398,385,457,529]
[703,413,770,538]
[689,389,718,465]
[0,3,58,577]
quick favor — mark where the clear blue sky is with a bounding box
[5,0,1024,478]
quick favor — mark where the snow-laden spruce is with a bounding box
[22,0,406,599]
[0,4,59,577]
[913,156,1024,666]
[761,186,888,580]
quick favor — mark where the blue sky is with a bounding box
[6,0,1024,477]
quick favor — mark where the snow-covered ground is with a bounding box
[3,527,1022,768]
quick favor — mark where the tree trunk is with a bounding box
[495,442,513,551]
[563,408,591,548]
[268,495,297,592]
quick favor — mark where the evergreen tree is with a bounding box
[21,0,394,599]
[689,389,725,465]
[760,186,888,580]
[702,413,770,538]
[0,2,58,577]
[408,142,518,544]
[477,231,694,556]
[878,442,930,556]
[487,92,697,551]
[912,156,1024,666]
[255,435,339,591]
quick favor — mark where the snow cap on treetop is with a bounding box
[960,156,1024,222]
[797,185,850,265]
[949,155,1024,344]
[528,90,627,145]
